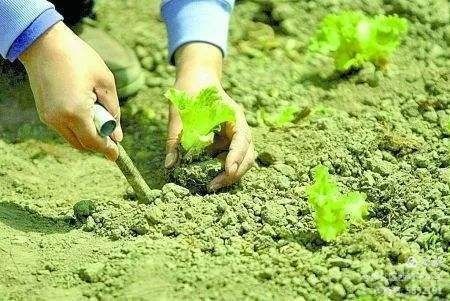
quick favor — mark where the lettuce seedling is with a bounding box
[307,165,368,241]
[308,11,408,72]
[164,87,235,155]
[260,105,300,128]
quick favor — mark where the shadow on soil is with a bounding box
[0,202,74,234]
[0,63,168,189]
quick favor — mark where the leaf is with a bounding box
[164,87,235,155]
[262,105,300,128]
[307,165,368,241]
[308,11,408,72]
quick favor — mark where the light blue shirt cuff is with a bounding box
[0,0,56,59]
[161,0,235,65]
[7,8,63,61]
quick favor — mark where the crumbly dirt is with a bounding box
[0,0,449,300]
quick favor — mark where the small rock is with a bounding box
[307,274,319,286]
[73,200,95,220]
[83,216,96,232]
[145,207,164,225]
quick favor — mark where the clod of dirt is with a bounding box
[136,188,162,205]
[78,262,105,283]
[73,200,96,221]
[168,158,223,194]
[257,144,283,166]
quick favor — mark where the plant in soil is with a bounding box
[164,87,235,193]
[308,11,408,72]
[307,165,368,241]
[258,105,302,128]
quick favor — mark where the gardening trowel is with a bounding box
[93,103,153,202]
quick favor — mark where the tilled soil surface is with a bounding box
[0,0,449,300]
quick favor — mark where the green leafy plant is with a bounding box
[164,87,235,155]
[307,165,368,241]
[259,105,300,128]
[308,11,408,72]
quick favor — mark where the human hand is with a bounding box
[165,43,255,191]
[20,22,122,161]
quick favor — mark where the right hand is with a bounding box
[20,22,123,161]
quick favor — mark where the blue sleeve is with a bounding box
[0,0,63,61]
[161,0,235,64]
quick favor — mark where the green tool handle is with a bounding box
[93,104,153,202]
[115,143,154,202]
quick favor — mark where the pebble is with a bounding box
[145,207,164,225]
[83,216,96,232]
[73,200,95,220]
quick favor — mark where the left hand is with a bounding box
[164,43,255,191]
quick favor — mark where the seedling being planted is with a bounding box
[165,87,235,156]
[307,165,368,241]
[164,87,235,194]
[308,11,408,72]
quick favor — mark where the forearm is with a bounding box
[175,43,223,84]
[0,0,62,61]
[161,0,235,64]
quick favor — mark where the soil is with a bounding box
[0,0,449,300]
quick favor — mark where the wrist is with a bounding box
[19,21,66,66]
[175,42,223,84]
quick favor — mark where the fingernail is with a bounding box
[208,179,221,192]
[165,152,177,168]
[208,183,219,192]
[112,124,123,142]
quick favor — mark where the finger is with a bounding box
[225,114,251,176]
[207,128,231,156]
[71,116,119,161]
[209,144,255,191]
[165,104,182,168]
[58,127,84,150]
[94,83,123,143]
